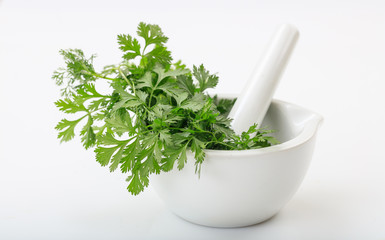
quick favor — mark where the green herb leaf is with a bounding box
[106,112,135,135]
[193,64,219,92]
[191,137,205,175]
[80,116,96,149]
[180,93,206,111]
[117,34,141,60]
[55,98,87,113]
[55,118,83,142]
[95,134,129,171]
[127,172,144,195]
[177,75,196,96]
[137,22,168,46]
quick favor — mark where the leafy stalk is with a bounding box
[53,22,278,195]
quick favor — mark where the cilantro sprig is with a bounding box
[53,22,278,195]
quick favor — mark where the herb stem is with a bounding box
[205,141,234,149]
[93,73,117,81]
[148,82,160,108]
[118,67,136,95]
[142,43,148,56]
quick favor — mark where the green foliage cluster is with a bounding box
[53,22,278,195]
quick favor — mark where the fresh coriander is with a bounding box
[53,22,278,195]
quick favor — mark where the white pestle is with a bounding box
[228,24,299,135]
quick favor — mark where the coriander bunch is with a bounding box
[53,22,278,195]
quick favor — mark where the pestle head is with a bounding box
[228,24,299,135]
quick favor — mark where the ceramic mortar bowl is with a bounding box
[150,97,323,228]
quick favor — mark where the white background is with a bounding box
[1,0,385,239]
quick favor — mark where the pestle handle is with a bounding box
[228,24,299,135]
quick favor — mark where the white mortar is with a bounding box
[151,98,323,227]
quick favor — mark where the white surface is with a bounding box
[229,24,299,134]
[152,100,322,227]
[0,0,385,239]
